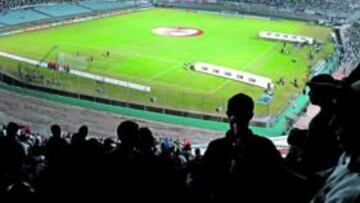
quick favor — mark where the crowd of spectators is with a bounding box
[2,0,360,19]
[341,22,360,67]
[0,1,360,200]
[0,0,79,12]
[159,0,360,20]
[0,119,201,198]
[231,0,360,16]
[1,62,360,202]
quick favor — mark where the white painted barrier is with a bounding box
[0,51,151,92]
[194,62,274,89]
[259,31,314,45]
[70,69,151,92]
[0,51,48,67]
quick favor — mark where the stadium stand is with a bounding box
[0,76,360,201]
[158,0,360,22]
[0,0,75,11]
[0,9,49,25]
[0,0,358,21]
[79,0,136,11]
[1,0,360,201]
[0,1,142,27]
[33,4,91,17]
[341,22,360,67]
[229,0,360,18]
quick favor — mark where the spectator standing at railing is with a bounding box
[311,80,360,203]
[193,93,308,202]
[297,74,342,175]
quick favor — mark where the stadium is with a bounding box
[0,0,359,199]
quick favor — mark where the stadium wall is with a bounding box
[0,72,290,136]
[0,3,151,33]
[0,69,277,128]
[155,2,324,22]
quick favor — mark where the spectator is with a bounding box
[71,125,88,147]
[311,80,360,203]
[103,120,140,195]
[45,124,69,167]
[136,127,156,156]
[194,93,307,202]
[298,74,343,175]
[0,122,26,192]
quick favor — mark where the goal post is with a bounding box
[57,52,89,71]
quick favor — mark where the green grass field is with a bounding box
[0,8,335,116]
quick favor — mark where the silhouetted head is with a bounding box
[307,74,339,106]
[117,120,139,147]
[50,124,61,138]
[6,122,19,137]
[78,125,88,138]
[137,127,155,154]
[195,148,201,156]
[226,93,254,128]
[71,125,89,146]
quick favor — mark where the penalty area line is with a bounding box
[241,43,278,71]
[210,80,232,94]
[148,63,182,81]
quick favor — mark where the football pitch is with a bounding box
[0,8,335,116]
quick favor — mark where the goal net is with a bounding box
[57,52,89,71]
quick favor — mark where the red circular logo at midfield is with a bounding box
[152,27,204,37]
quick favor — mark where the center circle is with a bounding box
[152,27,204,37]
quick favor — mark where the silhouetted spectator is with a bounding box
[299,74,342,175]
[311,80,360,203]
[286,128,307,170]
[136,127,156,156]
[194,93,306,202]
[71,125,88,147]
[103,120,140,196]
[194,148,202,161]
[45,124,69,167]
[0,122,26,192]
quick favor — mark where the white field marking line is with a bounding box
[53,44,210,93]
[54,43,183,81]
[208,43,278,94]
[148,63,182,81]
[82,62,211,94]
[241,43,278,71]
[210,80,232,94]
[0,51,151,92]
[0,50,213,95]
[10,42,212,94]
[154,80,211,94]
[84,39,187,81]
[56,42,183,64]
